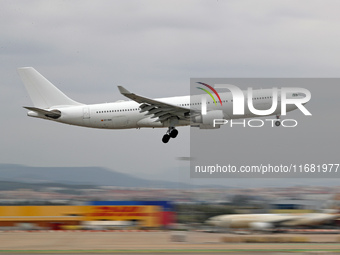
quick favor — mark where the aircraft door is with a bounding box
[83,107,90,119]
[83,107,91,126]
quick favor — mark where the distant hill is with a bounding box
[0,164,192,188]
[0,180,96,192]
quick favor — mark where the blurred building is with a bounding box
[270,199,325,213]
[0,201,175,230]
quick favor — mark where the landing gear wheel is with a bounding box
[170,129,178,138]
[275,121,281,127]
[162,134,170,143]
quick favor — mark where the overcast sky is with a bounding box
[1,0,340,187]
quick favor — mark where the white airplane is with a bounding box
[205,213,340,231]
[18,67,305,143]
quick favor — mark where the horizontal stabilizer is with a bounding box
[24,106,61,119]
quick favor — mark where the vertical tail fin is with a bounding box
[17,67,83,108]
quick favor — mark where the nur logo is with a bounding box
[196,82,223,106]
[196,83,312,116]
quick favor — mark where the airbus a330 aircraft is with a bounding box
[18,67,304,143]
[205,212,340,232]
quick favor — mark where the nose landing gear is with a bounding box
[275,115,281,126]
[162,127,178,143]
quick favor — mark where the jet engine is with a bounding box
[249,222,274,231]
[193,110,224,129]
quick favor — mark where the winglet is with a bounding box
[118,86,131,95]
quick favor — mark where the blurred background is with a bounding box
[0,164,339,232]
[2,1,340,251]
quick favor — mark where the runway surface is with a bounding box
[1,231,340,254]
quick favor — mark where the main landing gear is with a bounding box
[275,115,281,127]
[162,127,178,143]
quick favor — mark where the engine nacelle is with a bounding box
[249,222,273,231]
[193,110,224,129]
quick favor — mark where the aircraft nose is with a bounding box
[205,219,214,225]
[205,216,219,226]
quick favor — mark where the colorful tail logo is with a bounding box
[196,82,223,106]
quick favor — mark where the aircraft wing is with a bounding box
[260,214,340,227]
[281,213,340,226]
[23,106,61,119]
[206,214,302,229]
[118,86,196,123]
[264,215,302,226]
